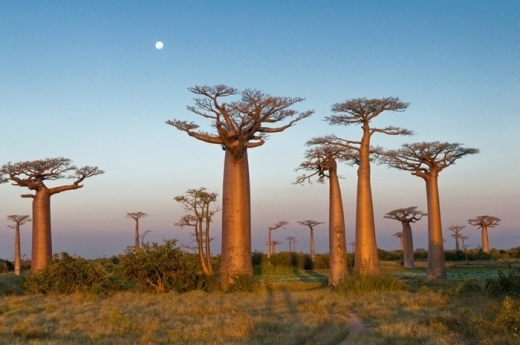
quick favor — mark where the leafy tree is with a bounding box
[468,215,501,253]
[166,85,313,288]
[448,225,466,251]
[118,240,199,292]
[295,143,357,285]
[266,221,288,259]
[126,212,148,250]
[319,97,412,275]
[384,207,426,269]
[383,142,479,280]
[6,215,31,275]
[174,188,219,275]
[0,158,104,272]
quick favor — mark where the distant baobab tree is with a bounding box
[270,240,281,255]
[393,232,404,250]
[7,215,31,276]
[126,212,148,250]
[297,220,324,263]
[1,157,104,272]
[140,230,152,247]
[460,235,468,251]
[174,188,219,275]
[384,142,479,280]
[295,143,358,285]
[468,215,500,253]
[266,221,288,259]
[448,225,465,251]
[286,236,298,252]
[317,97,412,276]
[167,85,313,288]
[384,206,426,269]
[349,242,355,254]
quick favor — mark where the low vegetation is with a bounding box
[0,244,520,344]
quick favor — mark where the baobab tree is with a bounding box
[266,221,288,259]
[7,215,31,276]
[1,158,104,272]
[270,240,281,255]
[460,235,468,250]
[167,85,313,288]
[383,142,479,280]
[174,188,219,275]
[286,236,298,252]
[319,97,412,275]
[140,230,151,247]
[448,225,465,251]
[468,215,500,253]
[295,143,357,285]
[384,206,426,269]
[297,220,324,262]
[349,242,356,254]
[393,232,404,250]
[126,212,148,250]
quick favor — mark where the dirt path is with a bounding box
[337,313,367,344]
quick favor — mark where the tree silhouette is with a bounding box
[349,242,355,254]
[167,85,313,288]
[468,215,500,253]
[7,215,31,276]
[384,142,479,280]
[174,188,219,275]
[1,158,104,272]
[126,212,148,250]
[270,240,282,255]
[460,235,468,250]
[384,206,426,269]
[448,225,465,251]
[285,236,298,252]
[140,230,151,247]
[318,97,412,275]
[393,232,404,250]
[295,143,357,285]
[297,220,324,263]
[266,221,288,259]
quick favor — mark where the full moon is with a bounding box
[155,41,163,50]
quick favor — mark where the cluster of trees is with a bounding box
[2,84,492,288]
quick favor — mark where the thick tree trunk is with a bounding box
[424,173,446,280]
[401,222,414,269]
[14,225,21,276]
[267,229,272,259]
[31,188,52,272]
[481,226,489,253]
[354,137,380,275]
[220,150,252,289]
[328,162,348,286]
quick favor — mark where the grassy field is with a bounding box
[0,260,519,345]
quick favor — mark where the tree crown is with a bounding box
[384,206,426,223]
[297,220,324,229]
[126,212,148,221]
[468,215,500,228]
[7,214,31,228]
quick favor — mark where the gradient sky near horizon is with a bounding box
[1,1,519,260]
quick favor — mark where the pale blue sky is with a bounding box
[1,1,519,259]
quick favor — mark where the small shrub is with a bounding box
[485,266,520,297]
[495,296,520,335]
[117,240,199,293]
[24,253,111,294]
[0,261,9,274]
[226,274,259,293]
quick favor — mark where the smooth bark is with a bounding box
[31,188,52,272]
[401,224,414,268]
[424,171,446,280]
[220,150,252,288]
[328,160,347,285]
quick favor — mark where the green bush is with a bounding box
[485,266,520,297]
[23,253,111,294]
[117,240,199,293]
[226,274,259,293]
[495,296,520,335]
[0,261,9,274]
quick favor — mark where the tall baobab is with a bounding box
[460,235,468,250]
[393,232,404,250]
[468,215,500,253]
[448,225,465,251]
[384,206,426,269]
[295,144,356,285]
[126,212,148,250]
[167,85,313,288]
[1,158,104,272]
[174,188,219,275]
[297,220,324,262]
[286,236,298,252]
[7,215,31,276]
[266,221,288,259]
[384,142,479,280]
[319,97,412,275]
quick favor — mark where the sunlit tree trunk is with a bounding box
[481,226,489,253]
[328,161,347,285]
[354,131,380,275]
[424,171,446,280]
[14,225,21,276]
[204,217,213,274]
[220,150,252,288]
[402,222,414,269]
[31,188,52,272]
